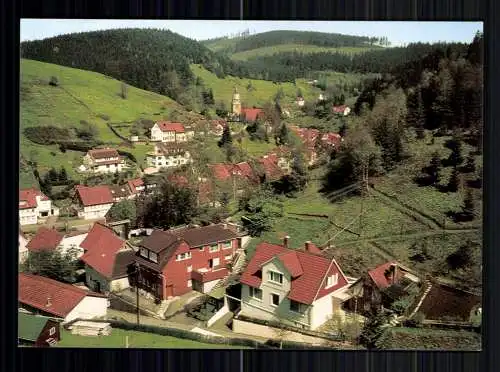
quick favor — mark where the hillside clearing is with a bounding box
[231,44,379,61]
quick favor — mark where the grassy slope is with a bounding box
[57,328,245,349]
[381,327,481,350]
[231,44,379,61]
[20,59,196,182]
[190,64,320,107]
[242,131,482,280]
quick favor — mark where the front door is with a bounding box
[165,285,174,299]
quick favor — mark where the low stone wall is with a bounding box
[232,318,329,345]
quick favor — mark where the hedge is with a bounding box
[117,150,137,163]
[24,126,72,145]
[68,318,274,349]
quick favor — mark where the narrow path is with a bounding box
[369,187,442,230]
[333,227,479,245]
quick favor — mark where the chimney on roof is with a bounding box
[305,241,313,252]
[46,297,52,307]
[223,223,228,230]
[283,236,290,249]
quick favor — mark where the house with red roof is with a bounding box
[150,121,187,143]
[26,226,88,259]
[241,108,265,123]
[133,224,242,301]
[238,237,353,330]
[82,148,126,174]
[75,185,114,220]
[343,261,421,315]
[127,178,145,196]
[19,273,108,324]
[19,188,59,226]
[80,223,136,293]
[146,143,192,171]
[332,105,351,116]
[256,149,292,182]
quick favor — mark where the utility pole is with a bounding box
[135,263,140,325]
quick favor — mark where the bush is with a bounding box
[24,126,72,145]
[117,150,137,163]
[49,76,59,87]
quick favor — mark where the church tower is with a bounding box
[232,87,241,116]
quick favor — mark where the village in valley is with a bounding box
[18,21,483,350]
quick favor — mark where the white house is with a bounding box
[238,238,353,331]
[146,143,192,170]
[19,189,59,226]
[19,273,108,324]
[19,228,28,264]
[150,121,187,143]
[75,185,114,220]
[82,148,125,174]
[80,223,136,293]
[26,226,88,259]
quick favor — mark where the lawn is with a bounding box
[231,44,379,61]
[240,137,277,157]
[57,328,246,349]
[119,143,154,169]
[190,64,320,108]
[20,59,194,180]
[282,180,427,243]
[244,216,331,259]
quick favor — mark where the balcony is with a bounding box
[191,267,229,283]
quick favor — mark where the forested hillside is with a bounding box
[202,30,386,55]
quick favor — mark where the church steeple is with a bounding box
[232,86,241,115]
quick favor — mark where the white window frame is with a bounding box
[222,241,232,250]
[149,251,158,263]
[187,280,192,288]
[224,254,233,261]
[187,265,192,273]
[209,244,219,252]
[270,293,280,307]
[176,252,192,261]
[212,257,220,267]
[249,286,263,301]
[49,327,56,336]
[268,271,283,284]
[140,248,148,258]
[326,273,339,289]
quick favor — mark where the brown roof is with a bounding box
[109,184,132,199]
[170,224,238,248]
[111,249,137,279]
[139,230,181,254]
[88,148,120,159]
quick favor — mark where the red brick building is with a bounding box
[133,223,241,300]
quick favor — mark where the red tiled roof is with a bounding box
[88,148,120,159]
[240,241,348,304]
[208,164,233,181]
[368,261,409,290]
[155,121,185,133]
[75,185,114,206]
[19,189,49,209]
[321,132,342,147]
[79,223,128,279]
[275,251,303,278]
[26,227,64,252]
[127,178,144,194]
[258,156,283,181]
[333,105,348,113]
[241,108,264,122]
[19,273,106,318]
